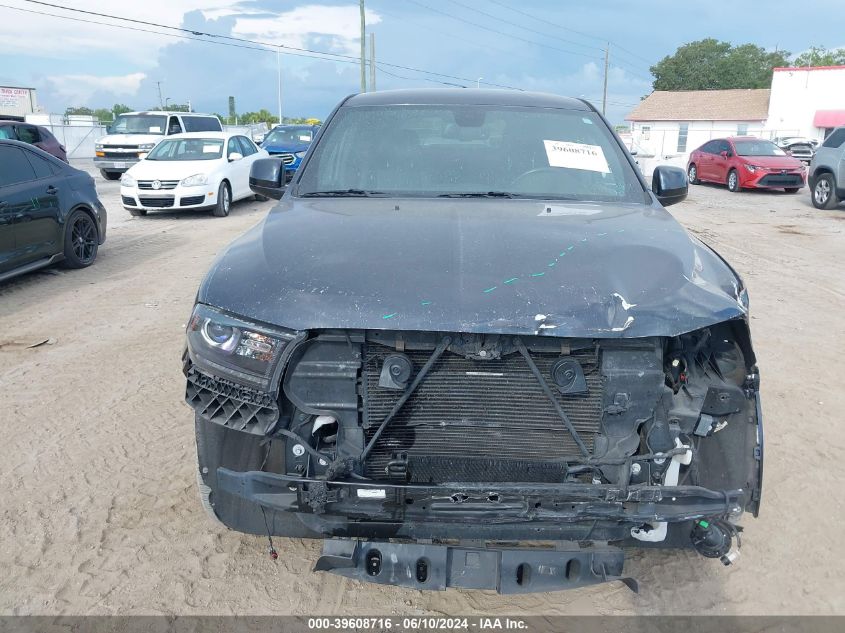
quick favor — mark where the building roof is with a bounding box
[626,89,771,122]
[773,65,845,72]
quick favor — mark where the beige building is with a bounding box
[625,89,770,158]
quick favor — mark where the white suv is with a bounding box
[95,111,222,180]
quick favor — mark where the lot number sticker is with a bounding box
[543,140,610,173]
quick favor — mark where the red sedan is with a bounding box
[687,137,806,193]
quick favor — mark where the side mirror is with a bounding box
[250,158,286,200]
[228,152,243,162]
[652,165,688,207]
[719,150,729,158]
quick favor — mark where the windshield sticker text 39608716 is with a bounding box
[543,140,610,173]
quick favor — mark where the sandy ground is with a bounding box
[0,161,843,615]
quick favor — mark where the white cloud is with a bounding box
[44,72,146,104]
[231,5,382,57]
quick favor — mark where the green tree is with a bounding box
[239,109,279,125]
[113,103,133,115]
[650,39,790,90]
[65,106,94,116]
[793,46,845,67]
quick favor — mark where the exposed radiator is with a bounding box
[361,344,602,480]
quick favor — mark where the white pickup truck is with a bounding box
[94,111,222,180]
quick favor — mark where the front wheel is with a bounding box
[812,173,840,209]
[100,170,121,181]
[212,181,231,217]
[727,169,741,192]
[61,209,99,268]
[688,164,700,184]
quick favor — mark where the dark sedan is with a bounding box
[0,139,106,282]
[185,89,762,594]
[0,120,68,162]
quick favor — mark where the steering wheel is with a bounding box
[510,167,578,190]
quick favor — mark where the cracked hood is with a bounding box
[198,197,747,338]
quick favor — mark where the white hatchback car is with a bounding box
[119,132,269,217]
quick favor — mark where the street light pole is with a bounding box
[277,47,283,124]
[359,0,367,92]
[477,77,483,88]
[602,43,610,116]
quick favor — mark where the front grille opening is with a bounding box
[361,343,601,480]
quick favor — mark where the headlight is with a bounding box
[295,150,307,159]
[95,143,104,151]
[186,304,297,389]
[181,173,208,187]
[743,164,759,173]
[120,173,136,187]
[139,142,155,150]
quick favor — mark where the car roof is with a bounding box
[120,111,218,117]
[157,131,234,140]
[344,88,592,111]
[0,138,66,162]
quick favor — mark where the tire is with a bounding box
[61,209,99,268]
[687,163,700,185]
[727,169,741,192]
[127,207,147,217]
[811,173,840,209]
[212,181,231,217]
[254,193,269,202]
[100,170,121,181]
[785,188,800,194]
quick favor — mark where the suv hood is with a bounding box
[98,133,164,146]
[262,142,309,153]
[739,155,804,169]
[198,197,747,338]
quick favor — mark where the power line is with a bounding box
[402,0,603,60]
[6,1,522,90]
[485,0,656,72]
[444,0,605,53]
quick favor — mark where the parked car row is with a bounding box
[95,111,223,180]
[685,129,845,211]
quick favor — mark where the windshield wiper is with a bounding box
[438,191,514,198]
[300,189,385,197]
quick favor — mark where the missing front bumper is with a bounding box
[314,539,637,594]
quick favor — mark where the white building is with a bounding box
[625,89,770,159]
[767,65,845,139]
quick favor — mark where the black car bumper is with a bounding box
[314,538,636,594]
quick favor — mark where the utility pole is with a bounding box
[277,47,283,123]
[369,32,376,92]
[602,43,610,116]
[155,81,164,110]
[359,0,367,92]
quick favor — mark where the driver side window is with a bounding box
[167,117,182,135]
[227,137,240,158]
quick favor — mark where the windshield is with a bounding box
[145,138,224,161]
[264,126,314,145]
[296,105,645,202]
[110,114,167,135]
[734,140,786,157]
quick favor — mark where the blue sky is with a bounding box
[1,0,843,124]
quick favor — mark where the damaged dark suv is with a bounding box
[184,89,763,594]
